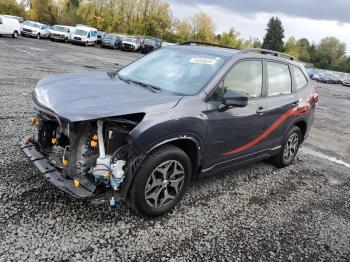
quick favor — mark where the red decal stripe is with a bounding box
[222,97,312,156]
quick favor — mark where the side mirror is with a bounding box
[222,89,249,108]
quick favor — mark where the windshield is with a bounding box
[145,39,156,45]
[118,48,227,95]
[53,26,67,32]
[74,29,88,36]
[24,21,41,28]
[125,38,137,43]
[105,34,117,40]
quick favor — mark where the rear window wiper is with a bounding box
[118,75,161,93]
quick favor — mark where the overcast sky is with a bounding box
[165,0,350,54]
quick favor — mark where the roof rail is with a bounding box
[179,41,238,50]
[241,48,296,61]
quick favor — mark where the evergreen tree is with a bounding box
[262,17,285,52]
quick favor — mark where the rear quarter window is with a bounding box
[266,62,292,96]
[292,66,308,90]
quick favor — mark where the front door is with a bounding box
[203,59,265,172]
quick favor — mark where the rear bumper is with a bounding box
[19,138,94,199]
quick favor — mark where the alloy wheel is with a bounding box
[144,160,185,208]
[283,133,299,162]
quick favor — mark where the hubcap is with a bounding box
[145,160,185,208]
[283,133,299,162]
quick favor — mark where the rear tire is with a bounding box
[12,31,18,38]
[128,145,192,217]
[272,126,301,168]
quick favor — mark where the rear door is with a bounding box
[203,59,265,171]
[258,60,297,153]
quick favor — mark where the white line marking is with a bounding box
[302,147,350,169]
[15,48,34,56]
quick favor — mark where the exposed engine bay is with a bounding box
[29,111,145,203]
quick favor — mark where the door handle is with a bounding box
[291,100,299,107]
[256,106,265,115]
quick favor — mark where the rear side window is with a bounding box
[267,62,292,96]
[223,60,263,98]
[292,66,308,90]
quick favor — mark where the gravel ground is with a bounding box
[0,36,349,261]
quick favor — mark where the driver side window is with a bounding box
[223,60,263,98]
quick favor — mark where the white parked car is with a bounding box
[70,25,97,46]
[21,20,49,39]
[121,37,141,52]
[49,25,74,43]
[0,15,21,38]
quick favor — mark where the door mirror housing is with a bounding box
[222,89,249,108]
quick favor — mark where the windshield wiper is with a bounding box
[118,75,161,93]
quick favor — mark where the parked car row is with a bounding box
[1,15,168,54]
[306,68,350,87]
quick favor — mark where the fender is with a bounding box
[147,133,205,164]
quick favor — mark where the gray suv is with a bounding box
[20,42,318,217]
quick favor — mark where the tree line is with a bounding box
[1,0,350,72]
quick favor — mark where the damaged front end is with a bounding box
[20,110,145,206]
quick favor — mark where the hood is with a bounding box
[51,30,66,35]
[22,25,38,31]
[122,41,138,46]
[33,72,183,122]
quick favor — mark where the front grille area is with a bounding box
[23,28,32,33]
[123,43,133,49]
[74,37,82,41]
[53,33,64,38]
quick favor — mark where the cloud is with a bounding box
[166,1,350,54]
[166,0,350,23]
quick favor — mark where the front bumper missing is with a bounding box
[19,138,94,199]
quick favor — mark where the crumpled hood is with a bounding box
[34,72,183,122]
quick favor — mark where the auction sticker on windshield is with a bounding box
[190,57,219,65]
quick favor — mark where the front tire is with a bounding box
[128,145,192,217]
[36,33,41,39]
[272,126,301,168]
[12,31,18,38]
